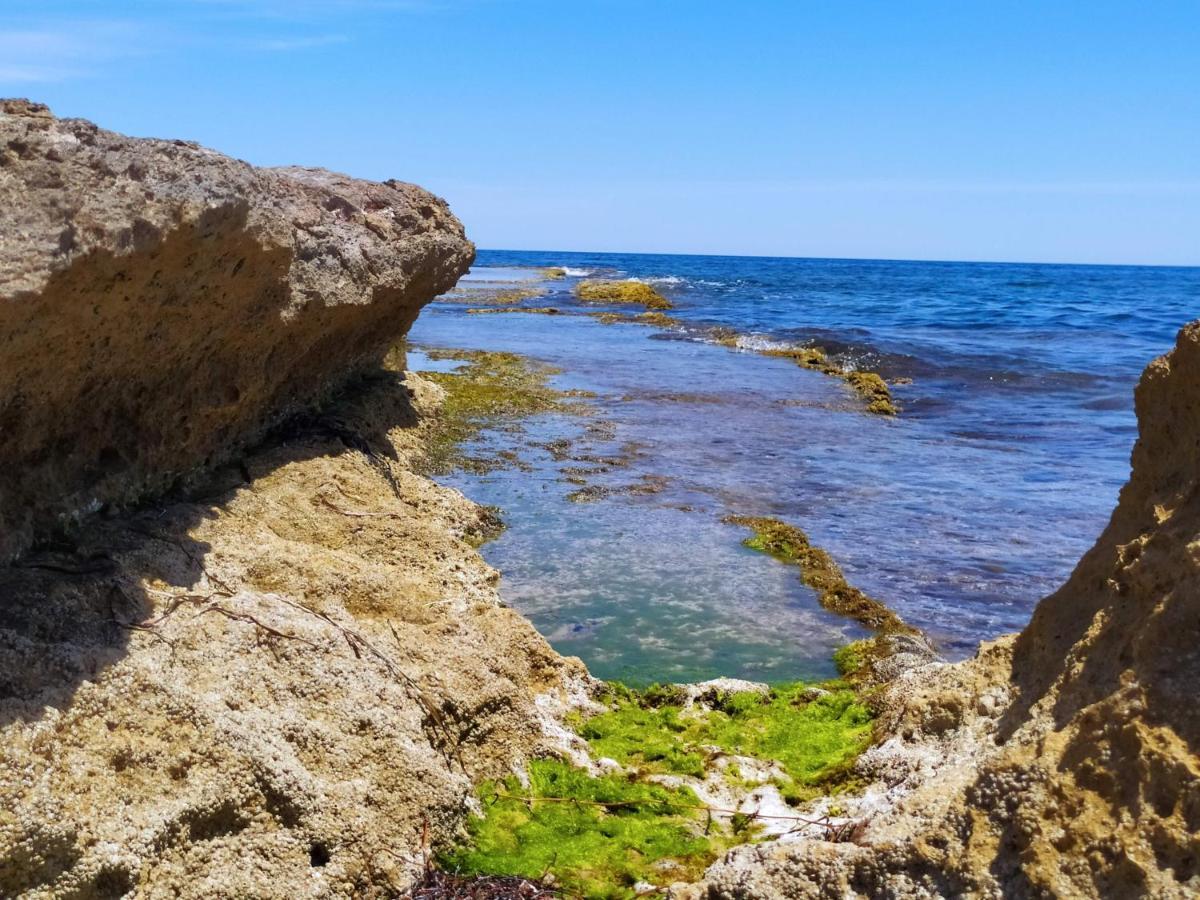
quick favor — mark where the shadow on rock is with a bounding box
[0,364,420,731]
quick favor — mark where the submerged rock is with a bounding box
[0,98,473,564]
[575,279,674,310]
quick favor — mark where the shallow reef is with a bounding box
[724,516,912,633]
[438,285,549,306]
[415,346,586,473]
[465,306,562,316]
[587,309,685,329]
[576,279,674,310]
[565,474,669,504]
[761,346,898,415]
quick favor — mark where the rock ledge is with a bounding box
[0,98,473,563]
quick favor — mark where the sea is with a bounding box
[407,250,1199,685]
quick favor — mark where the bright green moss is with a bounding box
[580,702,707,777]
[447,677,876,893]
[441,759,717,899]
[580,682,872,788]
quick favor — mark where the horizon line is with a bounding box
[476,247,1200,271]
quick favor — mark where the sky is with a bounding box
[1,1,1198,265]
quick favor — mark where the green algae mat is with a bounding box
[441,679,873,899]
[581,681,872,796]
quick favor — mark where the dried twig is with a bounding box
[197,603,321,649]
[317,481,405,519]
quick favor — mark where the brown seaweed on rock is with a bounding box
[724,515,913,634]
[575,279,674,310]
[762,347,898,415]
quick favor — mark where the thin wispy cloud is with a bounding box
[183,0,439,19]
[0,22,145,85]
[743,179,1200,196]
[246,34,349,51]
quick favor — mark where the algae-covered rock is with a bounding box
[0,98,473,564]
[843,371,897,415]
[576,279,673,310]
[724,516,913,633]
[465,306,562,316]
[763,347,898,415]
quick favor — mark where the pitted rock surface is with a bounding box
[0,98,473,563]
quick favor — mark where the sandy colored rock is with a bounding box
[691,322,1200,899]
[0,101,594,898]
[0,369,591,898]
[0,98,473,564]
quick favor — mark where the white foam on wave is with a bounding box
[629,275,687,286]
[726,334,792,352]
[561,267,593,277]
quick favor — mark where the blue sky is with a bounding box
[2,1,1197,265]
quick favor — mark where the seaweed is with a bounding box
[440,760,717,899]
[761,346,898,415]
[415,348,584,474]
[580,682,872,789]
[445,676,875,897]
[465,306,562,316]
[437,286,548,306]
[723,516,913,633]
[575,280,674,310]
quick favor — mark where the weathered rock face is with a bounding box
[0,368,590,899]
[0,98,473,564]
[692,323,1200,899]
[0,101,594,898]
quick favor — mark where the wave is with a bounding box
[629,275,687,286]
[561,267,593,277]
[724,333,793,352]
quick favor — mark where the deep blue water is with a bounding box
[409,250,1198,683]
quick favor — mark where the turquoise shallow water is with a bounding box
[410,251,1199,683]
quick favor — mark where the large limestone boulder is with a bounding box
[0,102,588,898]
[0,98,473,563]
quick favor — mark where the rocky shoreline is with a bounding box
[2,102,1196,899]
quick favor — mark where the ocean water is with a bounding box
[408,250,1199,684]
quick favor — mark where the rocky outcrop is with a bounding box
[0,367,590,899]
[0,98,473,564]
[691,323,1200,899]
[0,102,593,898]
